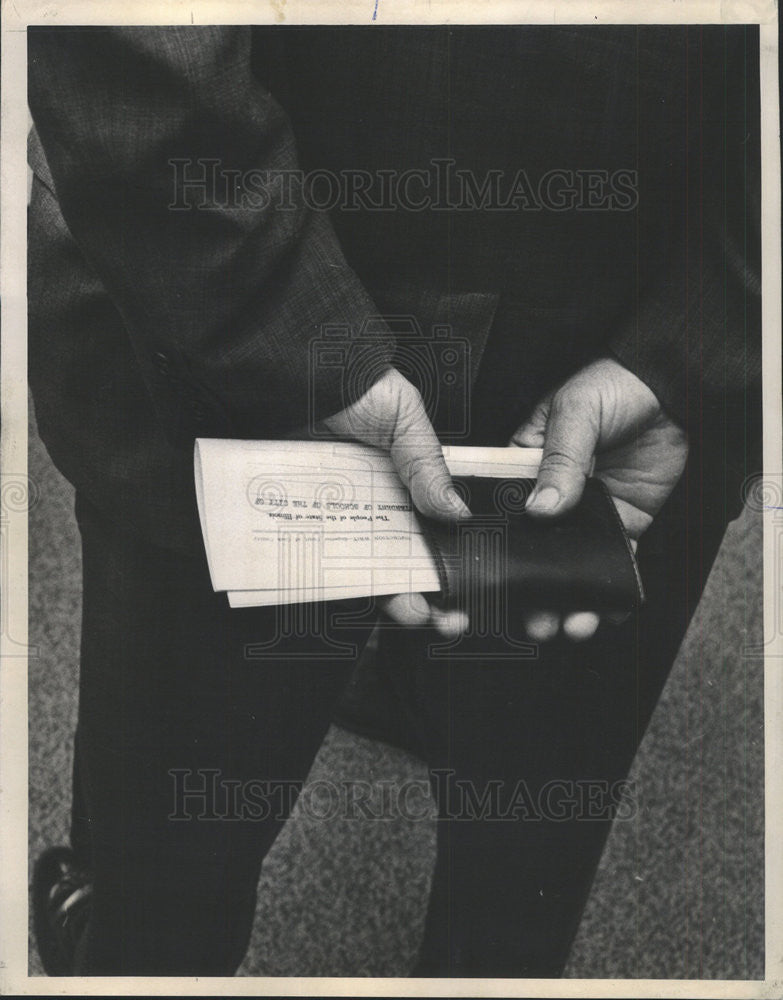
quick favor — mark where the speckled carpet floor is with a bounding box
[28,402,764,979]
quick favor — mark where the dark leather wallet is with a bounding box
[421,476,644,615]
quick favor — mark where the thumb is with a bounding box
[388,384,470,521]
[526,387,599,518]
[326,369,469,521]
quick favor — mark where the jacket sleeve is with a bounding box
[609,26,762,489]
[28,26,392,443]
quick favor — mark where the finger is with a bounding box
[429,606,470,638]
[387,382,470,522]
[509,396,551,448]
[378,593,470,638]
[378,591,433,627]
[526,387,600,518]
[522,609,560,642]
[608,496,651,542]
[562,611,600,641]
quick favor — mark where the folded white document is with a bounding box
[194,439,542,608]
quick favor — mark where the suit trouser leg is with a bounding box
[414,480,730,977]
[71,495,366,975]
[409,635,663,977]
[357,621,659,977]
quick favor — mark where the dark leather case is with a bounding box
[421,477,644,614]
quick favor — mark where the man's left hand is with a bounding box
[510,356,688,642]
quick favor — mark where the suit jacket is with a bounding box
[27,25,761,553]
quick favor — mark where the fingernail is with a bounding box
[526,486,560,512]
[446,490,471,517]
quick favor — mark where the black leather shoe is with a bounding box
[32,846,92,975]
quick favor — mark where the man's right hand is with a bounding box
[323,368,470,637]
